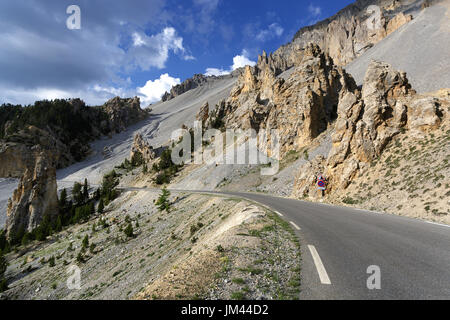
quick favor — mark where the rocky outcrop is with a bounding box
[130,134,156,164]
[196,102,210,127]
[0,97,149,177]
[162,74,209,102]
[102,97,148,133]
[0,125,82,178]
[207,44,357,156]
[0,96,149,240]
[386,12,413,35]
[6,150,58,239]
[272,0,425,67]
[293,59,447,196]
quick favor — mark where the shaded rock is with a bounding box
[6,151,58,239]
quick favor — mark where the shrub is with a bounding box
[76,251,84,263]
[48,256,55,267]
[131,151,144,167]
[342,197,358,205]
[0,278,7,292]
[124,223,134,238]
[155,172,170,185]
[21,233,31,246]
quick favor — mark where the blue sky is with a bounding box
[0,0,354,107]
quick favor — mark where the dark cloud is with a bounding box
[0,0,176,104]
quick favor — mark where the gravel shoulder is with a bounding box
[2,187,300,300]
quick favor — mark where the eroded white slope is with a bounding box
[346,1,450,92]
[56,76,237,189]
[0,76,237,228]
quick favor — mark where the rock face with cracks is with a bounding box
[206,44,357,157]
[293,59,447,196]
[6,150,58,239]
[130,133,156,164]
[277,0,423,67]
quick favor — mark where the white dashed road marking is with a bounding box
[308,245,331,285]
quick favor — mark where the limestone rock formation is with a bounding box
[6,150,58,239]
[386,12,413,35]
[273,0,423,67]
[162,74,208,102]
[130,133,156,164]
[196,102,210,127]
[293,59,447,196]
[208,44,357,156]
[0,126,78,178]
[102,97,148,133]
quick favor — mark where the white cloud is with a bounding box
[128,27,193,70]
[308,4,322,17]
[256,23,284,42]
[183,55,196,61]
[205,68,230,77]
[0,86,125,106]
[204,50,256,76]
[137,73,181,105]
[231,50,257,70]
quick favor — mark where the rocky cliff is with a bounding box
[0,96,149,239]
[205,44,356,156]
[6,150,58,239]
[0,97,149,177]
[162,74,209,102]
[275,0,426,67]
[292,59,448,197]
[102,96,148,133]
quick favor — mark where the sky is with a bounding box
[0,0,354,107]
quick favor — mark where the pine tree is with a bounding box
[55,216,62,232]
[98,198,104,214]
[59,188,68,210]
[89,202,95,215]
[155,187,171,212]
[72,182,83,205]
[83,178,89,200]
[82,235,89,249]
[21,233,31,246]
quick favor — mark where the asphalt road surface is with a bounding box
[168,190,450,300]
[82,184,450,300]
